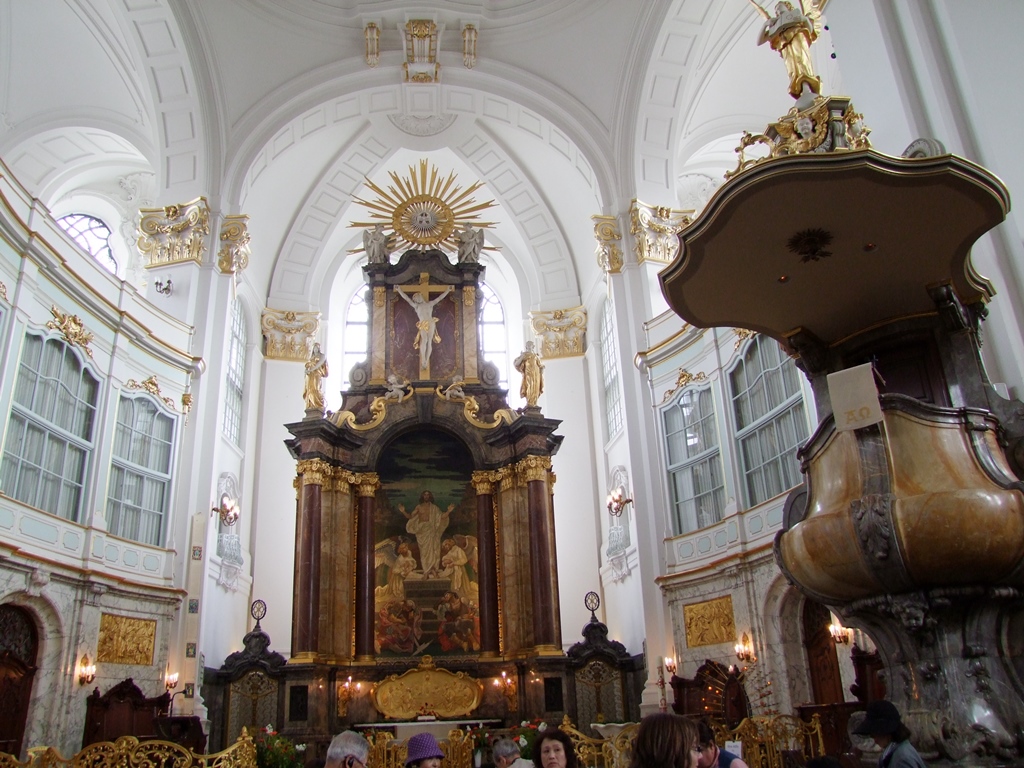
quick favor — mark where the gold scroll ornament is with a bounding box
[370,655,482,720]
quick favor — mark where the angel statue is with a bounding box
[363,223,392,264]
[750,0,829,103]
[457,223,484,264]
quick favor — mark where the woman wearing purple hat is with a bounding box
[853,701,925,768]
[405,733,445,768]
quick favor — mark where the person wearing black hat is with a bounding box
[853,701,925,768]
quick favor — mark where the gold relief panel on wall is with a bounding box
[97,613,157,666]
[682,595,736,649]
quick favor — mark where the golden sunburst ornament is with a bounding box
[351,159,496,253]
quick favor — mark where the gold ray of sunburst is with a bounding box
[350,159,497,253]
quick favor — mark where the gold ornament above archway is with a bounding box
[351,159,496,253]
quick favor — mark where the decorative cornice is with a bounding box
[261,308,320,361]
[297,458,333,486]
[125,375,178,412]
[531,306,586,359]
[592,215,623,274]
[629,199,692,265]
[217,215,251,275]
[137,198,210,268]
[46,305,94,359]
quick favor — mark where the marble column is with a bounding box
[472,471,500,655]
[353,473,380,661]
[292,459,329,660]
[522,456,561,653]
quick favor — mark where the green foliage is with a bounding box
[255,725,307,768]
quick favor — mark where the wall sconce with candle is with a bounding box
[734,633,757,664]
[78,654,96,686]
[337,676,362,717]
[494,670,518,710]
[606,487,632,517]
[829,622,852,645]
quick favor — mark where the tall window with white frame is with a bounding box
[478,282,509,390]
[0,333,99,520]
[730,335,807,507]
[664,386,725,534]
[223,299,247,447]
[56,214,118,275]
[107,396,175,546]
[599,299,624,438]
[341,289,369,389]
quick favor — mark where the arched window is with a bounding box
[56,214,117,275]
[223,299,247,447]
[729,335,807,506]
[478,282,509,390]
[664,387,724,534]
[341,289,369,389]
[107,396,175,546]
[0,333,99,520]
[599,299,623,438]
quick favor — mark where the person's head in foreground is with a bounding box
[491,738,525,768]
[404,733,445,768]
[325,731,370,768]
[853,700,913,746]
[629,713,700,768]
[695,719,748,768]
[534,729,578,768]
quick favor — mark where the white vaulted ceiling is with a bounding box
[0,0,817,312]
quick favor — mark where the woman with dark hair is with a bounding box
[628,713,700,768]
[534,728,578,768]
[853,701,925,768]
[696,721,748,768]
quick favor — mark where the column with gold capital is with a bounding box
[472,471,501,655]
[519,456,561,654]
[353,472,380,661]
[292,458,331,661]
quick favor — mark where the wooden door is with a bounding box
[803,600,844,704]
[0,606,39,756]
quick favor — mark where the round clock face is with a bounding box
[251,599,267,621]
[584,591,600,612]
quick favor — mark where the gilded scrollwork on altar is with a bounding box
[370,655,482,719]
[592,215,623,274]
[629,200,692,265]
[531,306,586,359]
[218,214,251,275]
[137,197,210,268]
[260,308,320,361]
[682,595,737,649]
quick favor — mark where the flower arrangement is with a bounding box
[255,724,307,768]
[510,719,547,760]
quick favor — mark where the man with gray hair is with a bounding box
[492,738,533,768]
[325,731,370,768]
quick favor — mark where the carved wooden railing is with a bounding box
[0,729,255,768]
